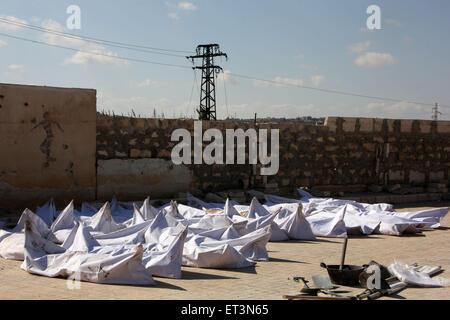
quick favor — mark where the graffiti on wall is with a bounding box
[31,111,64,168]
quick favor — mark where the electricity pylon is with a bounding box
[432,103,442,121]
[187,44,227,120]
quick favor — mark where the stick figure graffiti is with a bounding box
[31,111,64,168]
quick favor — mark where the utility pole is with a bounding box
[187,44,227,120]
[432,102,442,121]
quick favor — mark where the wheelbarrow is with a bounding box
[320,238,364,286]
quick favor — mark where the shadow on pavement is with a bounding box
[268,257,308,264]
[181,269,239,280]
[273,238,340,244]
[215,266,258,275]
[153,280,187,291]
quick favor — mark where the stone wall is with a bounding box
[96,115,450,200]
[3,82,447,208]
[96,116,254,200]
[0,83,97,208]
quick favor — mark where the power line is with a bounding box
[194,69,201,110]
[228,72,450,109]
[0,32,192,69]
[221,74,230,119]
[188,69,196,112]
[0,17,193,54]
[0,17,192,57]
[1,28,448,110]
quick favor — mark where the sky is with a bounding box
[0,0,449,120]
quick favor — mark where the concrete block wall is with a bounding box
[96,116,256,200]
[0,82,448,206]
[320,117,450,190]
[96,115,450,199]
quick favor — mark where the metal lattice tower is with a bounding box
[432,102,441,121]
[187,44,227,120]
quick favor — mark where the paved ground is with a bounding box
[0,202,449,300]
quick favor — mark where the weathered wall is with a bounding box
[96,115,450,200]
[1,81,448,207]
[96,117,252,200]
[323,117,450,189]
[0,83,97,208]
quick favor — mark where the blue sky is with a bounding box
[1,0,449,120]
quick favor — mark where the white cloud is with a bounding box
[216,69,237,85]
[0,39,7,47]
[178,2,197,10]
[0,15,28,31]
[272,76,304,87]
[98,93,320,120]
[359,101,429,119]
[298,63,318,71]
[8,64,25,72]
[30,16,41,24]
[253,76,304,88]
[359,27,376,33]
[40,19,85,48]
[97,93,196,118]
[3,64,26,82]
[165,2,196,21]
[225,102,316,119]
[310,75,325,87]
[294,54,304,60]
[37,19,127,66]
[354,52,395,67]
[168,12,180,20]
[64,50,129,66]
[348,40,372,54]
[252,79,267,87]
[308,100,439,120]
[97,92,441,121]
[137,79,159,88]
[385,19,405,28]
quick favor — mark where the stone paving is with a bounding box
[0,202,449,300]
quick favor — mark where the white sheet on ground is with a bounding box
[306,205,348,238]
[84,202,122,233]
[35,199,57,227]
[21,217,154,285]
[273,203,316,240]
[1,189,448,285]
[181,225,271,269]
[395,207,448,229]
[246,198,288,241]
[0,209,51,260]
[142,212,188,278]
[140,197,159,220]
[388,260,450,287]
